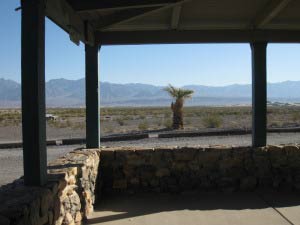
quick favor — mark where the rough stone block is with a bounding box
[48,211,54,225]
[219,157,243,171]
[156,168,170,177]
[63,212,74,225]
[0,215,10,225]
[113,179,127,189]
[285,145,300,169]
[172,162,188,171]
[198,151,219,168]
[240,176,257,191]
[268,145,287,168]
[129,178,140,187]
[149,178,160,188]
[40,190,52,217]
[174,149,197,161]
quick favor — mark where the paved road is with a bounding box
[102,132,300,148]
[1,132,300,186]
[0,145,81,186]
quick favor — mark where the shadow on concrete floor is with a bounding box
[87,191,300,225]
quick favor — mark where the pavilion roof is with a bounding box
[46,0,300,45]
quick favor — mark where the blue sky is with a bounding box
[1,0,300,87]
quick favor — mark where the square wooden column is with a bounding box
[21,0,47,185]
[251,42,267,147]
[85,45,100,148]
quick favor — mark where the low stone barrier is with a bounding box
[0,149,100,225]
[1,145,300,225]
[100,145,300,194]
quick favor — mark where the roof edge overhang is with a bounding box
[95,29,300,45]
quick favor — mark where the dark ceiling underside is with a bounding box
[46,0,300,45]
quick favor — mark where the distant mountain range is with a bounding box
[1,78,300,107]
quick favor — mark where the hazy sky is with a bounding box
[1,0,300,86]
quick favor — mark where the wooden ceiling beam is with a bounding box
[46,0,95,45]
[95,29,300,45]
[251,0,292,28]
[98,0,191,31]
[171,5,182,29]
[67,0,180,12]
[95,7,161,30]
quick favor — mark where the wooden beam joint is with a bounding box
[96,7,160,30]
[171,5,182,29]
[46,0,96,45]
[251,0,292,28]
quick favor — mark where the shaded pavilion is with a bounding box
[21,0,300,186]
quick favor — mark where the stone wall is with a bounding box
[100,145,300,194]
[1,145,300,225]
[0,149,100,225]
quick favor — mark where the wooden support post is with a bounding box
[85,45,100,148]
[251,42,267,147]
[21,0,47,185]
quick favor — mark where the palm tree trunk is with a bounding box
[171,99,184,129]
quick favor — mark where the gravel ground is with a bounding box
[1,132,300,187]
[0,125,85,143]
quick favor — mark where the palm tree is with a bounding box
[164,84,194,129]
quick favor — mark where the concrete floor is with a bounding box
[87,192,300,225]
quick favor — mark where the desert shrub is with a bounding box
[103,125,114,134]
[269,121,281,128]
[185,118,191,125]
[0,111,21,126]
[48,119,72,128]
[138,121,149,130]
[164,112,171,118]
[48,108,85,118]
[292,112,300,122]
[116,118,126,126]
[156,119,163,127]
[123,115,133,120]
[164,119,172,129]
[202,115,222,128]
[71,122,85,130]
[139,114,146,120]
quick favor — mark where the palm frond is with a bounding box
[163,84,177,97]
[163,84,194,100]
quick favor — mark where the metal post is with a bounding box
[251,42,267,147]
[21,0,47,185]
[85,45,100,148]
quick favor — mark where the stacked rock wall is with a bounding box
[0,149,100,225]
[100,145,300,193]
[1,145,300,225]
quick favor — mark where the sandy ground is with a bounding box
[88,192,300,225]
[0,125,85,143]
[1,132,300,187]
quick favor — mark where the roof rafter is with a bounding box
[171,5,182,29]
[67,0,180,12]
[251,0,292,28]
[46,0,95,45]
[99,0,192,31]
[94,7,161,30]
